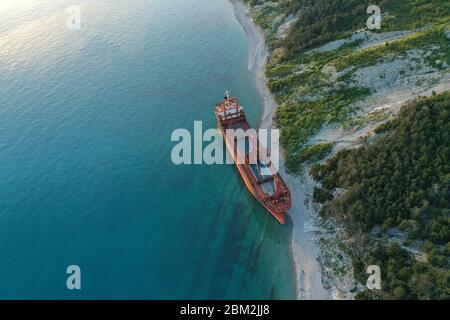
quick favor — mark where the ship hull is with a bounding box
[214,94,291,224]
[218,124,287,224]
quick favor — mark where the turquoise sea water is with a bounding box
[0,0,294,299]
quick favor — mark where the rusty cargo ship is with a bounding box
[214,92,291,224]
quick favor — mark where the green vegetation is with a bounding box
[342,109,391,131]
[311,93,450,299]
[299,143,334,163]
[247,0,450,60]
[313,186,333,203]
[311,93,449,234]
[277,87,370,171]
[282,0,370,59]
[268,25,449,172]
[246,0,450,299]
[332,26,450,72]
[266,41,362,97]
[352,241,449,299]
[251,3,449,172]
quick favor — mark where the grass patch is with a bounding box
[299,143,334,163]
[276,87,370,172]
[332,26,450,72]
[343,109,391,130]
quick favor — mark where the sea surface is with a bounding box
[0,0,295,299]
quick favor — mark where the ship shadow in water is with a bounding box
[184,162,295,299]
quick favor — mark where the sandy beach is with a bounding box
[230,0,332,300]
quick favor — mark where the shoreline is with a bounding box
[230,0,332,300]
[229,0,277,130]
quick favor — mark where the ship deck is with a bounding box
[249,163,275,196]
[223,121,276,197]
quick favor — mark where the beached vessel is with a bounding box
[214,92,291,224]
